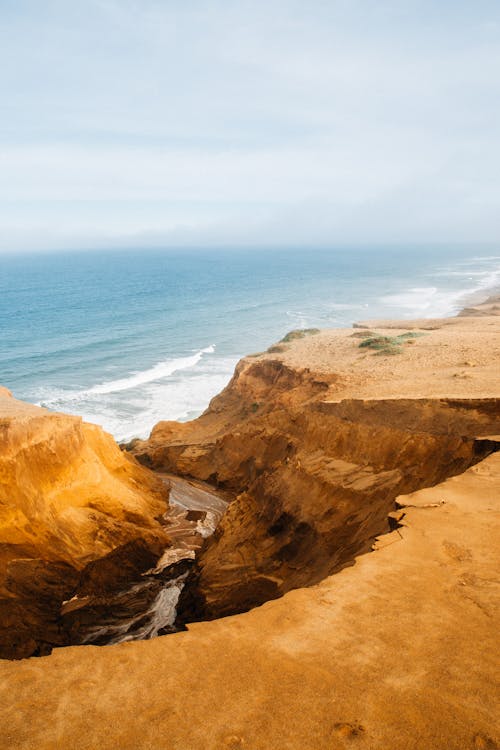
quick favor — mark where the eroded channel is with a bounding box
[60,475,229,647]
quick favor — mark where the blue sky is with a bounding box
[0,0,499,251]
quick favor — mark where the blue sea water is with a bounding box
[1,246,499,441]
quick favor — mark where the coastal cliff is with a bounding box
[132,309,499,622]
[0,389,170,658]
[0,413,498,749]
[0,301,498,749]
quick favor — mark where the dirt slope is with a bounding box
[0,451,497,750]
[0,390,170,658]
[132,313,500,621]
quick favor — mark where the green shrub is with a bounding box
[280,328,320,343]
[358,331,426,356]
[397,331,425,340]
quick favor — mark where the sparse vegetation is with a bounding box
[280,328,320,343]
[267,344,288,353]
[357,331,426,356]
[265,328,321,354]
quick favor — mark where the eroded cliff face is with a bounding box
[0,389,170,658]
[2,451,497,750]
[133,346,499,622]
[0,311,498,749]
[2,311,498,657]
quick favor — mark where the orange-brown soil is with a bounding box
[132,308,499,622]
[0,448,497,750]
[0,390,170,658]
[0,300,498,749]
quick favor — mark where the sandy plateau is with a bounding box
[0,296,499,749]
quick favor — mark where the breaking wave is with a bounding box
[87,346,215,396]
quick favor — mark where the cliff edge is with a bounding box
[0,301,498,748]
[132,307,499,622]
[0,439,498,749]
[0,390,170,658]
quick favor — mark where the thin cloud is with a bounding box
[0,0,499,250]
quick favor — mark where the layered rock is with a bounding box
[132,315,500,622]
[0,306,499,748]
[0,443,498,750]
[0,389,170,658]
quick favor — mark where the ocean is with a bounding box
[1,246,498,442]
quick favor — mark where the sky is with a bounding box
[0,0,499,252]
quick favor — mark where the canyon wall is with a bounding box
[0,309,498,748]
[1,451,498,750]
[132,321,499,622]
[0,389,170,658]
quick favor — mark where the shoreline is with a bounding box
[0,297,498,749]
[434,282,500,317]
[112,285,500,441]
[2,249,499,443]
[120,286,500,443]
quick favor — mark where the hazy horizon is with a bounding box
[1,0,499,253]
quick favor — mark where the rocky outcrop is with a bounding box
[0,449,498,750]
[0,390,171,658]
[0,308,499,748]
[132,325,500,623]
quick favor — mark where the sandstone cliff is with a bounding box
[132,314,499,622]
[0,304,498,748]
[0,389,170,658]
[0,446,497,750]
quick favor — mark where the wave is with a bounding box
[87,345,215,396]
[39,345,215,407]
[381,262,500,318]
[36,352,237,442]
[472,267,500,292]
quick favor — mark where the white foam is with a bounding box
[111,359,237,441]
[36,352,238,442]
[31,253,500,444]
[380,262,500,319]
[87,345,215,395]
[381,286,453,313]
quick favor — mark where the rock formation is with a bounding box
[0,303,498,749]
[132,315,499,623]
[0,444,498,750]
[0,389,170,658]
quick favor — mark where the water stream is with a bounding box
[60,475,229,646]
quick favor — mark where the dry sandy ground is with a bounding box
[0,452,497,750]
[0,302,498,749]
[265,304,500,402]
